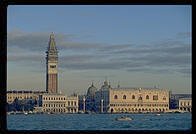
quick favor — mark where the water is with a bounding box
[7,113,192,130]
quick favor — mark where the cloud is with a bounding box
[8,30,74,52]
[8,30,191,75]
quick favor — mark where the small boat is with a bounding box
[24,112,28,115]
[156,113,161,116]
[116,116,133,121]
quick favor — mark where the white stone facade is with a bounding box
[179,98,192,112]
[95,87,169,113]
[7,91,46,104]
[109,88,169,113]
[40,94,78,113]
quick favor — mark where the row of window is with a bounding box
[43,108,77,113]
[112,108,169,112]
[43,102,77,107]
[179,107,192,112]
[114,95,166,101]
[43,97,67,101]
[180,102,191,106]
[7,96,33,99]
[110,103,169,107]
[50,65,56,68]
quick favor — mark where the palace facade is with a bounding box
[93,80,170,113]
[108,88,169,113]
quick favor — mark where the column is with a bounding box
[101,99,103,113]
[83,96,86,113]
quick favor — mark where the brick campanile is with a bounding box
[46,33,58,94]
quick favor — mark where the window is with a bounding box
[163,97,166,100]
[123,95,126,99]
[153,95,158,100]
[138,96,142,100]
[50,65,56,68]
[132,95,135,99]
[114,95,118,99]
[146,95,149,99]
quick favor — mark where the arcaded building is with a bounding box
[94,80,170,113]
[109,88,169,113]
[179,98,192,112]
[7,90,46,104]
[38,93,78,113]
[46,33,58,94]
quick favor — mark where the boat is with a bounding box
[116,116,133,121]
[156,113,161,116]
[24,112,28,115]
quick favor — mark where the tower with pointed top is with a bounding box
[46,33,58,94]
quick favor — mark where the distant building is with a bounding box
[169,94,192,109]
[7,90,46,104]
[78,94,86,112]
[108,88,169,113]
[94,80,170,113]
[86,82,97,112]
[37,93,78,113]
[46,33,58,94]
[179,98,192,112]
[94,79,110,113]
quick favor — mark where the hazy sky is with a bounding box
[7,5,192,95]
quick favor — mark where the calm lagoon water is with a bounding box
[7,113,191,130]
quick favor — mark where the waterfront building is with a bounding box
[46,33,58,94]
[78,94,86,112]
[94,81,170,113]
[7,90,46,104]
[108,88,169,113]
[94,80,110,113]
[179,98,192,112]
[169,94,192,109]
[86,82,97,112]
[37,93,78,113]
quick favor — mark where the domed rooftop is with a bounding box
[87,82,97,96]
[100,79,111,90]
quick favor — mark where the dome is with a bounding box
[100,80,111,90]
[87,83,97,96]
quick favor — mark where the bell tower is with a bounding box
[46,33,58,94]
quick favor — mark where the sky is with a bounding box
[7,5,192,95]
